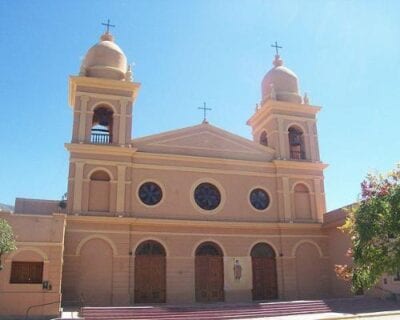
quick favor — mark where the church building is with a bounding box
[0,30,352,318]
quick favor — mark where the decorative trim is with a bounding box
[86,166,115,180]
[75,234,118,256]
[291,239,324,257]
[65,214,323,230]
[66,228,328,238]
[291,180,313,192]
[90,100,117,113]
[6,247,49,262]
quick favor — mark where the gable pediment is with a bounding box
[132,123,275,161]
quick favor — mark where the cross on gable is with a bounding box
[271,41,282,55]
[102,19,115,33]
[198,102,212,124]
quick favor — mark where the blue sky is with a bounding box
[0,1,399,211]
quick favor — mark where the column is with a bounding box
[72,162,84,212]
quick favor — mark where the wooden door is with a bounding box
[252,257,277,300]
[135,255,166,303]
[195,256,224,302]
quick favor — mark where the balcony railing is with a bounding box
[91,128,112,144]
[290,150,306,160]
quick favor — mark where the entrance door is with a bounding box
[134,240,166,303]
[251,243,278,300]
[195,242,224,302]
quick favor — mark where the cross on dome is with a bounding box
[271,41,282,56]
[102,19,115,34]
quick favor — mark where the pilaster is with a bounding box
[72,162,85,212]
[307,121,317,161]
[78,96,90,143]
[119,100,128,145]
[116,165,126,214]
[282,177,291,222]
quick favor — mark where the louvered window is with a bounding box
[10,262,43,284]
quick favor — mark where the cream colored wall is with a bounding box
[61,217,330,305]
[0,212,66,317]
[66,152,325,225]
[325,223,353,297]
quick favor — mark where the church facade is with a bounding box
[0,32,352,318]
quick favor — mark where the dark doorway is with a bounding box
[251,243,278,300]
[195,242,224,302]
[134,240,166,303]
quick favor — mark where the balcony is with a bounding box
[91,128,112,144]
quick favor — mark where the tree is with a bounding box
[0,218,17,270]
[336,165,400,292]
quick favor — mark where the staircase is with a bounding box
[81,300,332,319]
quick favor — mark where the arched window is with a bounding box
[135,240,166,256]
[288,126,305,160]
[195,242,223,256]
[88,170,111,212]
[91,106,113,144]
[259,131,268,146]
[251,243,276,258]
[293,183,312,220]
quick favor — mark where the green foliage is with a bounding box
[0,218,17,269]
[342,165,400,292]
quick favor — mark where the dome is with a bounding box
[81,33,128,81]
[261,55,302,104]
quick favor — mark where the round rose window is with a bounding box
[194,183,221,211]
[250,188,270,210]
[138,182,163,206]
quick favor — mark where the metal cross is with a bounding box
[198,102,212,123]
[102,19,115,33]
[271,41,282,55]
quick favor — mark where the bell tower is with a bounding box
[247,53,321,162]
[66,29,140,215]
[69,32,140,146]
[247,48,326,223]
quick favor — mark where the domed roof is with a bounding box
[81,33,128,81]
[261,55,302,104]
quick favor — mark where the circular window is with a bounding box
[138,182,163,206]
[194,183,221,211]
[250,188,270,210]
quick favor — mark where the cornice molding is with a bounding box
[69,76,141,107]
[247,99,321,128]
[65,143,137,156]
[273,160,328,171]
[66,214,323,231]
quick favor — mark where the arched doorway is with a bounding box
[251,243,278,300]
[295,242,322,299]
[79,238,113,306]
[134,240,166,303]
[195,242,224,302]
